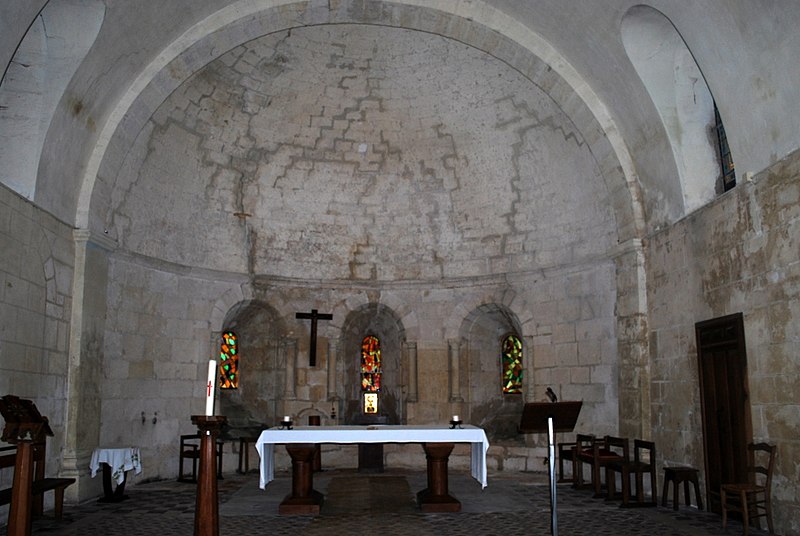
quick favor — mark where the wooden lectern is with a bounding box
[0,395,54,536]
[518,401,582,536]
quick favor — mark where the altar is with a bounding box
[256,424,489,514]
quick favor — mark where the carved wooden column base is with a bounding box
[192,415,226,536]
[417,442,461,512]
[8,441,35,536]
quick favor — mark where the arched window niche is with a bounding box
[622,5,734,213]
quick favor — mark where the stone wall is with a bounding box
[646,149,800,533]
[97,252,618,481]
[0,183,74,523]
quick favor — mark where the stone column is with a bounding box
[523,335,536,402]
[404,341,418,402]
[283,337,298,400]
[448,339,463,402]
[327,339,338,401]
[209,332,220,363]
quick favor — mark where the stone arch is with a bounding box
[339,302,406,425]
[209,285,251,332]
[441,284,520,341]
[458,303,525,443]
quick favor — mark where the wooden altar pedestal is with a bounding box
[278,444,324,515]
[416,442,461,512]
[277,440,462,514]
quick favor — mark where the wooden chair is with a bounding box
[557,441,577,483]
[237,436,260,474]
[572,433,596,491]
[629,440,657,506]
[603,436,630,502]
[721,442,776,535]
[178,433,224,483]
[607,439,657,507]
[574,434,626,497]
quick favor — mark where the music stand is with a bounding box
[518,401,582,536]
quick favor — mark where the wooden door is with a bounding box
[695,313,752,513]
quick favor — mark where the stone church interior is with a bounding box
[0,1,798,533]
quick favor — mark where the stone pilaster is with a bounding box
[522,335,536,402]
[282,337,298,400]
[448,339,463,402]
[63,229,116,502]
[327,339,338,401]
[404,341,418,403]
[612,238,651,440]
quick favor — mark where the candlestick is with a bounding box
[205,360,216,416]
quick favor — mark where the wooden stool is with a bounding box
[662,466,703,511]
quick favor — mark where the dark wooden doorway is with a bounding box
[695,313,752,514]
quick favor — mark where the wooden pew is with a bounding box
[0,441,75,519]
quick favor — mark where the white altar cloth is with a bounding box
[256,425,489,489]
[90,447,142,485]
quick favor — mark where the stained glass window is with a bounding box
[360,335,382,392]
[219,331,238,389]
[714,102,736,191]
[501,334,523,394]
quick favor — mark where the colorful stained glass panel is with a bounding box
[219,331,239,389]
[501,334,523,394]
[360,335,382,392]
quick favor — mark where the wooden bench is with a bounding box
[0,442,75,519]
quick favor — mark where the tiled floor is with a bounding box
[13,469,770,536]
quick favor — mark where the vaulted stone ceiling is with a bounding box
[100,24,615,280]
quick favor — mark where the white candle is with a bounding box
[205,360,216,416]
[282,415,291,422]
[452,415,460,422]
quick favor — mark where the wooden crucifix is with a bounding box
[295,308,333,366]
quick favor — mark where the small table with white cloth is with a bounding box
[256,424,489,514]
[90,447,142,502]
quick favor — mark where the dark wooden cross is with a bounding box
[295,309,333,366]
